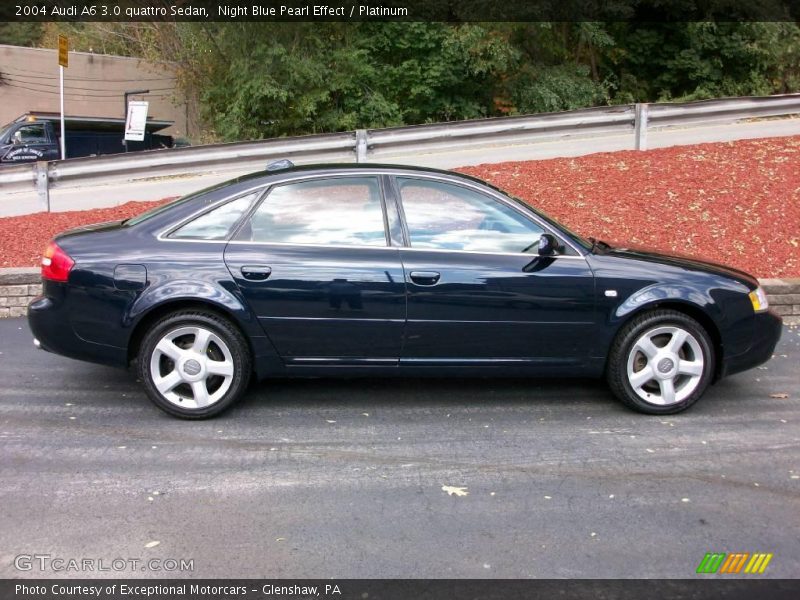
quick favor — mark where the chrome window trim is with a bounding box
[154,169,587,259]
[224,239,586,259]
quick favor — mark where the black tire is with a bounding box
[137,310,251,419]
[606,309,715,415]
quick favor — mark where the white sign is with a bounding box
[124,101,149,141]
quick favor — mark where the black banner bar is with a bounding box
[2,579,800,600]
[1,0,800,22]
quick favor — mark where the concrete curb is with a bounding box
[1,267,799,323]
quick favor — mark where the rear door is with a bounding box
[224,175,407,364]
[391,175,596,367]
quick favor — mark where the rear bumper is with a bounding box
[721,309,783,378]
[28,295,128,368]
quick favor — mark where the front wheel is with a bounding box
[607,310,715,415]
[138,310,251,419]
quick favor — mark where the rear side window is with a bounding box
[235,177,387,247]
[169,192,258,240]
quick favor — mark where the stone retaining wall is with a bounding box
[0,268,41,319]
[760,278,800,322]
[1,267,799,324]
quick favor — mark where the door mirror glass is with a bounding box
[538,233,560,256]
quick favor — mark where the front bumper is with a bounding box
[721,309,783,378]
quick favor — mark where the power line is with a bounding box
[0,66,175,83]
[0,81,174,101]
[0,75,175,97]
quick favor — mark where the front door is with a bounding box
[224,175,406,364]
[391,176,596,366]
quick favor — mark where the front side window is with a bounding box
[397,178,544,253]
[14,124,48,144]
[169,192,258,240]
[236,177,387,247]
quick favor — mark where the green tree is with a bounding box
[0,23,42,47]
[35,21,800,141]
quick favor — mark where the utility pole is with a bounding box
[57,35,68,160]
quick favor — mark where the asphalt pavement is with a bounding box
[1,317,798,579]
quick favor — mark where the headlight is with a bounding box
[748,286,769,313]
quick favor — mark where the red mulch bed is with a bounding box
[0,200,171,269]
[460,136,800,278]
[1,136,798,277]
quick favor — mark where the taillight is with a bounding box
[41,241,74,282]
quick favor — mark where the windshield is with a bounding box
[504,192,594,251]
[455,171,594,252]
[123,195,199,227]
[123,180,241,227]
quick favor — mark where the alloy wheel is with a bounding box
[625,325,705,406]
[148,325,235,409]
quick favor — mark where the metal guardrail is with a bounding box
[366,104,634,149]
[2,93,800,212]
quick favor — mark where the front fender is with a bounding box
[612,281,755,361]
[615,283,716,320]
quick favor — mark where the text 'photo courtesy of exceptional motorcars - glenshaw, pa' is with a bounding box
[0,3,799,600]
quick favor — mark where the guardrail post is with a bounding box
[35,161,51,212]
[355,129,368,163]
[634,103,649,151]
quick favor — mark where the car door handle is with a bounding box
[240,265,272,281]
[409,271,441,286]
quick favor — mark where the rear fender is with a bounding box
[127,279,262,339]
[126,279,282,376]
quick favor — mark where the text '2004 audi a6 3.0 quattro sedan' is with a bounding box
[28,162,782,418]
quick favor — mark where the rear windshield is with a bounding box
[123,181,234,227]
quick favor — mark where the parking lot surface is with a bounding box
[1,317,798,578]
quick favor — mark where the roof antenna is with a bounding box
[266,159,295,171]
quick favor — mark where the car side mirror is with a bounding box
[538,233,560,256]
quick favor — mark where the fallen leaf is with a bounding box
[442,485,468,497]
[770,393,789,399]
[144,541,160,548]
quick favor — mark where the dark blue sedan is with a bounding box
[28,162,782,418]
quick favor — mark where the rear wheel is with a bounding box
[607,309,714,415]
[138,310,251,419]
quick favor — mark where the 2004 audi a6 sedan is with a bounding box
[28,162,782,418]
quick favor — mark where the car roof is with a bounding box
[226,162,492,188]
